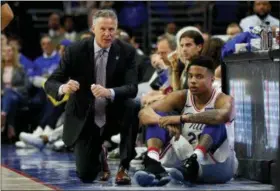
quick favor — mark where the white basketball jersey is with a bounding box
[181,89,235,163]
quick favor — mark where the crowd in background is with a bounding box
[1,1,279,159]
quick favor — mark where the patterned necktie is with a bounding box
[94,49,107,128]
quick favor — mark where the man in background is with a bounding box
[240,1,279,32]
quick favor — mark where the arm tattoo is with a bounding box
[184,109,227,125]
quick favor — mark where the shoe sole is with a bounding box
[134,171,171,187]
[169,168,192,186]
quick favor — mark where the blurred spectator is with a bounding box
[31,35,60,85]
[62,15,78,42]
[1,1,14,31]
[15,36,63,148]
[130,36,144,55]
[8,35,34,77]
[156,35,177,58]
[202,37,225,69]
[161,22,177,42]
[1,45,29,139]
[80,31,93,40]
[226,23,242,38]
[1,34,8,59]
[239,1,280,32]
[201,37,225,91]
[202,32,210,43]
[194,24,209,43]
[138,35,176,102]
[171,27,204,90]
[48,12,65,47]
[116,29,130,43]
[147,35,176,89]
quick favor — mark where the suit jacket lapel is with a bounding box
[106,40,120,87]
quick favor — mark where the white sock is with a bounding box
[147,149,160,161]
[194,149,205,163]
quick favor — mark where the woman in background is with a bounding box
[1,44,29,139]
[201,37,225,91]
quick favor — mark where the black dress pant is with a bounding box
[74,99,140,183]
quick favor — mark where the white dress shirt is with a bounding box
[59,39,115,100]
[240,14,280,32]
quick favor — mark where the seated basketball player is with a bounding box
[135,56,238,186]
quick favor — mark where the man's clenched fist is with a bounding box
[62,80,80,94]
[91,84,111,99]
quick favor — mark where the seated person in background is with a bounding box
[80,32,93,40]
[1,45,29,139]
[143,27,205,106]
[135,56,238,187]
[138,35,176,104]
[31,35,60,85]
[169,28,204,91]
[62,15,78,42]
[47,12,65,47]
[226,23,242,39]
[239,1,279,32]
[16,35,62,148]
[8,35,34,77]
[1,34,8,59]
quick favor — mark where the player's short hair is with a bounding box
[187,56,215,74]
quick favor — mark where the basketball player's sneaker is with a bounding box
[169,154,199,185]
[20,126,53,150]
[16,126,44,148]
[134,154,171,187]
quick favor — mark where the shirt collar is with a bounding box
[94,38,110,54]
[43,51,57,59]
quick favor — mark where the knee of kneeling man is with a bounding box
[124,99,141,109]
[77,168,100,183]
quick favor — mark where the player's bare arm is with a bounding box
[182,93,234,125]
[138,90,187,126]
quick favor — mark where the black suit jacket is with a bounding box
[44,37,138,146]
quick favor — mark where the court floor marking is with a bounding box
[1,164,61,190]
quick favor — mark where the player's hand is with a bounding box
[165,125,181,141]
[62,80,80,94]
[91,84,111,98]
[159,115,181,126]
